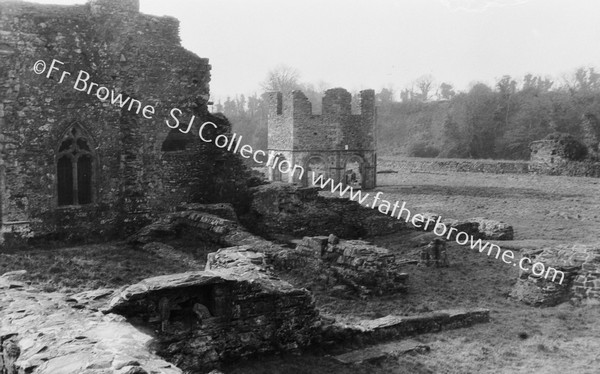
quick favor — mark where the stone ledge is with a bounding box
[321,308,490,346]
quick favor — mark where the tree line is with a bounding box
[215,66,600,160]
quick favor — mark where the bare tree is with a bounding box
[414,75,435,101]
[261,64,301,95]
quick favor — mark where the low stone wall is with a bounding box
[528,159,600,177]
[379,156,600,178]
[379,157,530,175]
[321,309,490,347]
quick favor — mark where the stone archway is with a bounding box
[305,155,327,186]
[272,154,287,182]
[344,155,364,189]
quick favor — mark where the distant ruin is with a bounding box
[528,114,600,176]
[266,88,377,189]
[529,132,588,166]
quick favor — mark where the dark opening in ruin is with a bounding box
[162,128,193,152]
[272,154,287,182]
[77,155,93,204]
[57,156,73,205]
[345,156,363,188]
[306,156,327,186]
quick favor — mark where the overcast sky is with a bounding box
[27,0,600,101]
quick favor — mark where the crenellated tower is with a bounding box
[266,87,377,189]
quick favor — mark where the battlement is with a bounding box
[267,88,375,118]
[90,0,139,14]
[266,86,377,189]
[1,0,180,45]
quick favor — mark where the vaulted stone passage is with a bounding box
[105,269,321,372]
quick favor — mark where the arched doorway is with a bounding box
[272,154,287,182]
[344,156,363,189]
[306,156,327,186]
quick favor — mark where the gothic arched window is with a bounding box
[57,126,94,206]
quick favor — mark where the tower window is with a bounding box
[57,126,94,206]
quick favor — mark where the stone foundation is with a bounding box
[271,236,408,296]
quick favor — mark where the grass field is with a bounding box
[1,170,599,373]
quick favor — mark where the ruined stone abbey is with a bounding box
[266,88,377,189]
[0,0,250,244]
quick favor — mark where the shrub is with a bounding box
[408,142,440,158]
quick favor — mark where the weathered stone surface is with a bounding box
[105,269,321,373]
[243,183,407,239]
[0,286,182,374]
[511,243,599,306]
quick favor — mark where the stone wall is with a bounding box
[0,0,251,243]
[379,157,530,175]
[242,183,407,240]
[510,243,600,306]
[379,156,600,178]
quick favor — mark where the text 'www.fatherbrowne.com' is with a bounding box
[33,57,564,285]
